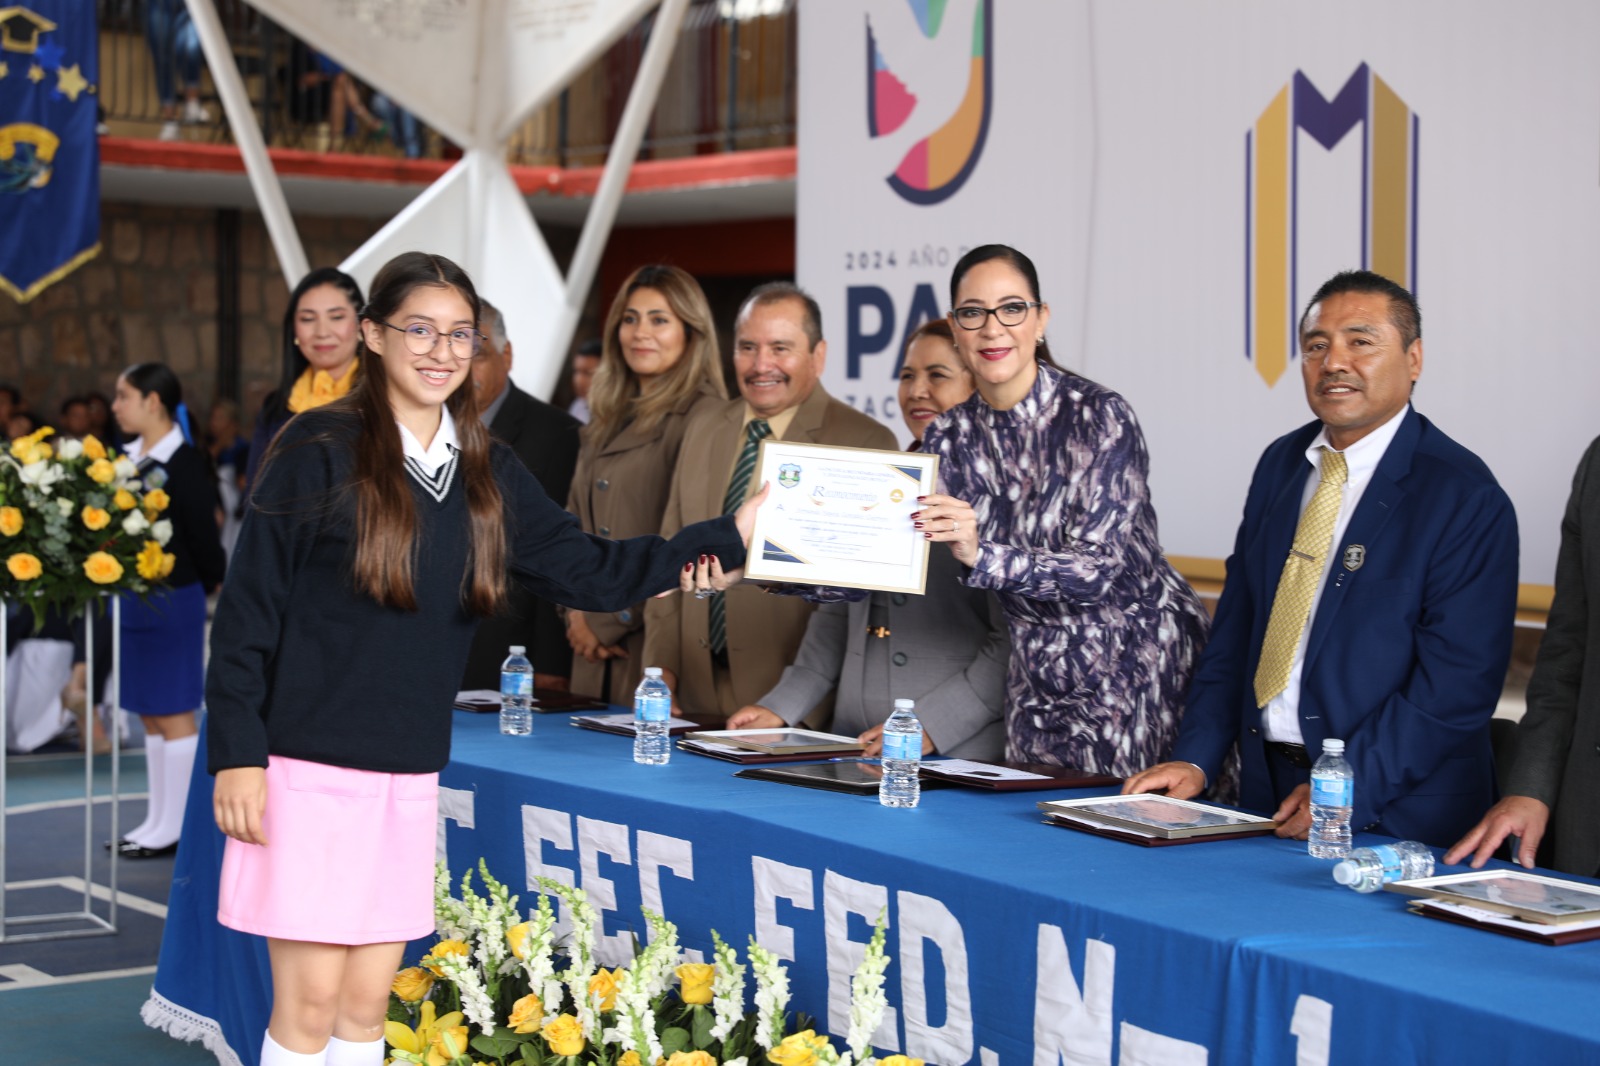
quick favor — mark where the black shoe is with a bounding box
[117,840,178,859]
[104,837,138,851]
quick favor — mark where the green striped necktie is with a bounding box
[709,418,772,655]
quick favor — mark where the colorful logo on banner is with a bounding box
[0,2,100,303]
[1245,63,1418,386]
[866,0,992,206]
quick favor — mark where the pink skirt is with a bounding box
[218,756,438,944]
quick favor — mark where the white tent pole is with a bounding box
[556,0,690,347]
[184,0,310,284]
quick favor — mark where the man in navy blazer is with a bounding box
[1126,271,1518,848]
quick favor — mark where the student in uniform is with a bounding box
[206,252,763,1066]
[111,363,227,858]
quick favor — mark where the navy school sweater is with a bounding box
[205,409,743,774]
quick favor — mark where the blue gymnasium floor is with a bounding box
[0,750,213,1064]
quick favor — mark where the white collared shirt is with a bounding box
[1262,405,1410,744]
[124,424,185,465]
[398,405,460,476]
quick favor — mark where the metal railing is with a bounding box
[95,0,796,165]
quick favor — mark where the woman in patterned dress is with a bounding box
[915,245,1209,777]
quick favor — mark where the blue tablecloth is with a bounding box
[149,712,1600,1065]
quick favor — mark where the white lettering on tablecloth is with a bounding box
[1034,925,1113,1066]
[1290,995,1332,1066]
[752,856,815,962]
[578,815,634,968]
[824,870,899,1052]
[437,786,475,862]
[898,890,973,1065]
[522,804,576,937]
[639,830,703,964]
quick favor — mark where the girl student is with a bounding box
[111,362,227,858]
[206,252,763,1066]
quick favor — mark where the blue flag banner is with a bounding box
[0,2,99,303]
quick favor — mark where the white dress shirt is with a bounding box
[1262,405,1410,744]
[124,424,185,465]
[398,405,459,476]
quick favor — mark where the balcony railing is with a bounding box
[96,0,796,167]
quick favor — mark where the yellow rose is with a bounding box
[112,488,137,511]
[506,921,531,960]
[82,434,107,461]
[143,487,170,513]
[136,540,166,581]
[676,962,715,1005]
[427,1022,471,1066]
[86,458,116,485]
[541,1013,586,1057]
[768,1030,831,1066]
[422,939,471,977]
[665,1052,717,1066]
[391,966,435,1003]
[587,966,623,1011]
[0,507,21,536]
[82,505,111,531]
[618,1053,642,1066]
[83,551,124,585]
[6,553,42,581]
[508,992,543,1034]
[159,551,175,578]
[878,1057,925,1066]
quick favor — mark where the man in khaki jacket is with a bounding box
[644,283,896,718]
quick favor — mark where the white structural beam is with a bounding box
[184,0,309,284]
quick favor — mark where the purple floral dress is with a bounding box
[922,364,1209,776]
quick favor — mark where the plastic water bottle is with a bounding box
[499,646,533,736]
[1308,738,1354,858]
[1332,841,1435,892]
[879,699,922,808]
[633,667,672,765]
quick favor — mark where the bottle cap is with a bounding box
[509,645,526,655]
[1322,738,1345,754]
[645,666,663,677]
[894,699,914,710]
[1331,861,1358,885]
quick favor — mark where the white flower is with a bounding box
[845,914,891,1063]
[18,460,65,492]
[748,939,791,1051]
[113,457,138,481]
[56,438,84,460]
[710,931,748,1044]
[57,497,75,517]
[122,510,150,536]
[151,519,173,546]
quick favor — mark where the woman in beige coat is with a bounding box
[566,265,728,702]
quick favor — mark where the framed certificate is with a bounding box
[743,440,938,594]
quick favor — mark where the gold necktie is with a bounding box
[1253,447,1349,707]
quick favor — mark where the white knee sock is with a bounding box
[260,1031,327,1065]
[325,1035,385,1065]
[140,732,197,849]
[125,735,165,845]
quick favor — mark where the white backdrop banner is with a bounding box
[798,0,1600,586]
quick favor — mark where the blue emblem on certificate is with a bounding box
[778,463,802,489]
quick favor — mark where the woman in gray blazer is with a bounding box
[725,320,1010,759]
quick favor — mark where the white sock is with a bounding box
[140,732,197,849]
[325,1035,385,1065]
[125,735,165,845]
[260,1031,327,1065]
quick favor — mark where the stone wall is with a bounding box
[0,201,383,435]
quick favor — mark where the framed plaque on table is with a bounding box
[743,441,938,595]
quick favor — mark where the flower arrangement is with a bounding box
[0,427,175,623]
[388,861,917,1066]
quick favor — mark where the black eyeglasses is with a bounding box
[380,321,486,359]
[950,301,1042,330]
